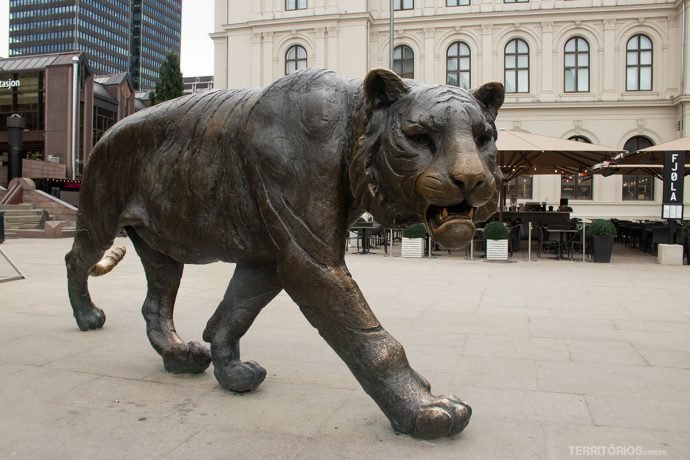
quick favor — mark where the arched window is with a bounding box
[393,45,414,79]
[626,34,652,91]
[622,136,655,201]
[447,41,471,89]
[569,135,592,143]
[564,37,589,92]
[285,45,308,75]
[504,39,529,93]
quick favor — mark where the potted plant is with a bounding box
[401,223,426,258]
[589,219,617,263]
[484,221,509,261]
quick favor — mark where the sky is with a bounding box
[0,0,215,77]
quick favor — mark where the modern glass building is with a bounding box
[130,0,182,90]
[8,0,181,90]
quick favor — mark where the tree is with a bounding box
[151,51,183,104]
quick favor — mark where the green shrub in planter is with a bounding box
[402,223,427,239]
[589,219,616,263]
[483,221,509,240]
[588,219,617,237]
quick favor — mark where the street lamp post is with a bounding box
[71,56,79,180]
[389,0,395,70]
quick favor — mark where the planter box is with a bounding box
[401,237,424,258]
[657,244,683,266]
[591,235,614,263]
[486,239,509,261]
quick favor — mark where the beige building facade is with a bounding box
[211,0,690,219]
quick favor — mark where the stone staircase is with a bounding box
[1,203,49,231]
[1,179,78,239]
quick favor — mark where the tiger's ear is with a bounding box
[471,81,504,120]
[363,68,410,110]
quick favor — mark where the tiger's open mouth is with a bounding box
[425,202,477,249]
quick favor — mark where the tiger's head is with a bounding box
[350,68,504,250]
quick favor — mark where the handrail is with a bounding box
[0,182,22,205]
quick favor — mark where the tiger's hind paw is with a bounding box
[162,341,212,374]
[74,307,106,331]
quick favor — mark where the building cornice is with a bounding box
[220,12,373,33]
[500,99,679,110]
[368,4,678,28]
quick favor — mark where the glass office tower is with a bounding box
[8,0,182,90]
[130,0,182,90]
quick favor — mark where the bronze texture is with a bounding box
[65,69,503,439]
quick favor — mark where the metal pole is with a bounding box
[71,56,79,180]
[582,222,586,262]
[528,222,532,261]
[389,0,394,70]
[682,0,687,96]
[0,248,26,282]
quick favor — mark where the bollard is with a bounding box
[0,211,5,244]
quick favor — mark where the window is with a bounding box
[504,0,528,3]
[506,175,533,200]
[93,106,116,145]
[447,0,470,5]
[564,37,589,92]
[285,45,308,75]
[394,0,414,10]
[504,39,529,93]
[0,71,45,131]
[286,0,307,10]
[626,34,652,91]
[623,176,655,201]
[561,135,593,199]
[447,41,471,89]
[393,45,414,79]
[622,136,655,201]
[569,135,592,143]
[561,173,593,200]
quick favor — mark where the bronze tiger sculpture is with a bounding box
[65,68,503,439]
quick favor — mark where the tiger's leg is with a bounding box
[65,228,114,331]
[279,255,471,439]
[127,227,211,374]
[203,262,281,392]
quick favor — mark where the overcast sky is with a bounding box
[0,0,215,77]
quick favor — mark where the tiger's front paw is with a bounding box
[214,360,266,393]
[409,396,472,439]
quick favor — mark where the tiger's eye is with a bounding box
[411,133,432,148]
[476,135,491,148]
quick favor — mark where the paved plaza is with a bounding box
[1,237,689,459]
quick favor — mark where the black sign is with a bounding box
[662,151,685,219]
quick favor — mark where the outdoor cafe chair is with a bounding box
[567,230,591,260]
[537,226,562,259]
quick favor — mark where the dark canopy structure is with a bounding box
[590,136,690,179]
[496,130,623,181]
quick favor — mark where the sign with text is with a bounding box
[662,151,685,219]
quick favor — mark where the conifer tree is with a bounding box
[151,51,183,104]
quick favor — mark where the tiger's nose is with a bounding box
[452,170,487,194]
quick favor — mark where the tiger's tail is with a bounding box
[88,245,127,277]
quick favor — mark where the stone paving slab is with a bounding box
[1,237,689,459]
